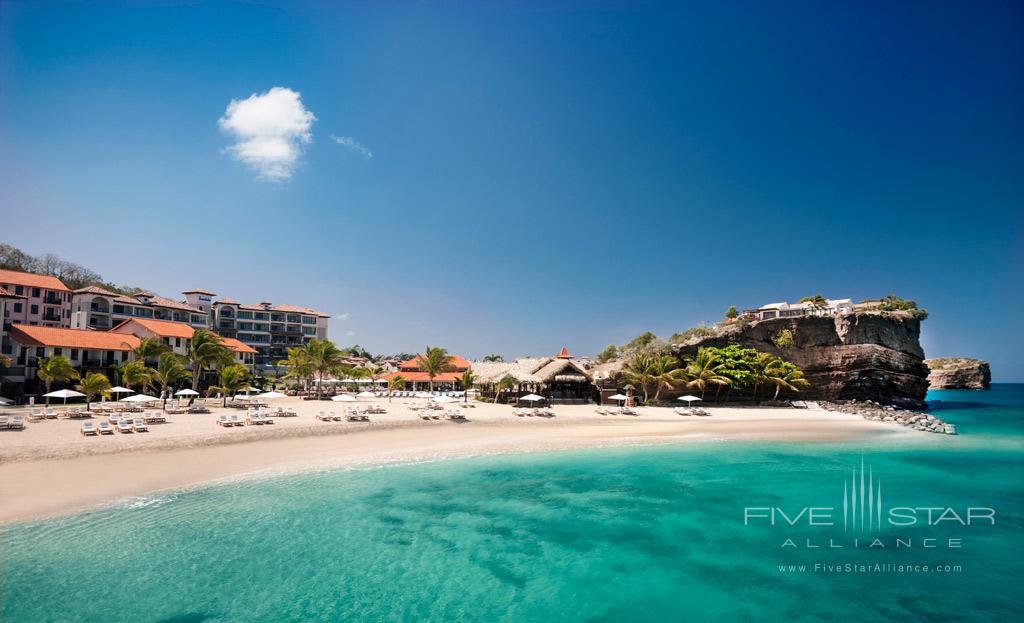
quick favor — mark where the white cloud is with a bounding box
[330,135,373,159]
[335,312,351,320]
[219,87,316,181]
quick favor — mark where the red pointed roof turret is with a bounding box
[557,347,571,359]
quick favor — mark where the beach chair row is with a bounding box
[0,414,25,430]
[216,413,274,427]
[513,407,555,417]
[595,406,638,416]
[81,418,148,435]
[418,409,466,421]
[672,407,710,416]
[316,410,371,422]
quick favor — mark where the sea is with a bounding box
[2,385,1022,622]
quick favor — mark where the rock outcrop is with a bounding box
[674,314,930,408]
[925,358,991,390]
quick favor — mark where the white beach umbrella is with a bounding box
[174,389,200,397]
[0,397,13,406]
[520,394,544,402]
[356,391,377,398]
[109,386,134,395]
[607,393,629,402]
[120,394,159,402]
[259,391,286,399]
[43,389,86,405]
[677,395,702,404]
[331,394,357,402]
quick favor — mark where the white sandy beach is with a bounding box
[0,397,907,523]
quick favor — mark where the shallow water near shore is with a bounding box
[2,386,1022,622]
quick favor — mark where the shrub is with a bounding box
[772,329,795,349]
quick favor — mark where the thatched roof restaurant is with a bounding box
[473,347,597,404]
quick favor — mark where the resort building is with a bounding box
[211,299,330,369]
[472,348,597,404]
[110,318,257,372]
[3,324,140,387]
[0,268,72,327]
[744,298,855,321]
[70,287,210,331]
[382,354,473,391]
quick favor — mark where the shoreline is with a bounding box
[0,400,914,524]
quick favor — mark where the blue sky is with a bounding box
[1,1,1021,379]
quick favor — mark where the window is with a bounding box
[175,338,182,347]
[54,348,62,356]
[238,311,253,319]
[255,312,269,320]
[302,326,315,335]
[32,288,41,297]
[30,304,39,314]
[36,347,45,358]
[71,349,79,360]
[14,303,22,313]
[15,286,23,295]
[302,316,316,324]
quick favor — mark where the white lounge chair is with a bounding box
[80,421,97,435]
[217,415,229,427]
[133,418,149,432]
[97,420,114,434]
[8,415,24,430]
[115,419,133,433]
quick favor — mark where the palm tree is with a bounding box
[151,353,191,405]
[749,352,784,401]
[684,348,731,400]
[650,355,683,402]
[304,339,347,398]
[483,354,504,362]
[207,364,251,407]
[120,360,154,393]
[279,347,314,392]
[769,363,811,400]
[461,368,475,404]
[415,346,453,392]
[387,375,405,403]
[494,374,518,403]
[188,329,233,391]
[799,294,829,310]
[131,337,171,365]
[36,356,80,404]
[621,353,659,403]
[75,372,111,411]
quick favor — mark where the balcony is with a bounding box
[43,294,64,305]
[42,312,63,323]
[89,303,111,313]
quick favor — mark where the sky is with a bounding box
[1,1,1021,379]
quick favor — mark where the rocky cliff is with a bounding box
[925,358,991,390]
[675,314,930,408]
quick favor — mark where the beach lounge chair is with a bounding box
[330,411,343,421]
[217,415,229,427]
[97,420,113,435]
[9,415,24,430]
[133,418,148,432]
[28,408,44,422]
[229,414,241,426]
[115,419,133,433]
[316,412,332,422]
[44,408,57,418]
[80,421,97,435]
[0,415,8,430]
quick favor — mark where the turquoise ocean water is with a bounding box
[2,385,1022,622]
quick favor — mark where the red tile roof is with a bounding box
[113,318,195,339]
[0,286,24,298]
[557,347,571,359]
[221,337,258,354]
[9,324,140,350]
[0,269,70,292]
[383,371,464,382]
[398,354,471,372]
[183,288,216,295]
[73,285,120,296]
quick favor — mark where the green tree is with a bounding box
[483,354,504,362]
[596,344,618,363]
[461,368,475,404]
[621,331,657,353]
[799,295,828,309]
[724,305,738,319]
[188,329,234,391]
[650,354,684,402]
[131,337,171,364]
[415,346,453,392]
[75,372,111,411]
[749,352,785,400]
[301,339,349,397]
[494,374,518,404]
[36,356,80,404]
[279,347,315,391]
[683,348,731,400]
[120,360,154,393]
[207,364,251,407]
[152,353,192,404]
[387,375,406,403]
[621,352,660,403]
[772,329,795,349]
[768,362,811,400]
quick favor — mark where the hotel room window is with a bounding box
[32,288,40,297]
[54,348,62,356]
[14,285,23,295]
[71,349,79,360]
[31,305,38,314]
[14,303,21,312]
